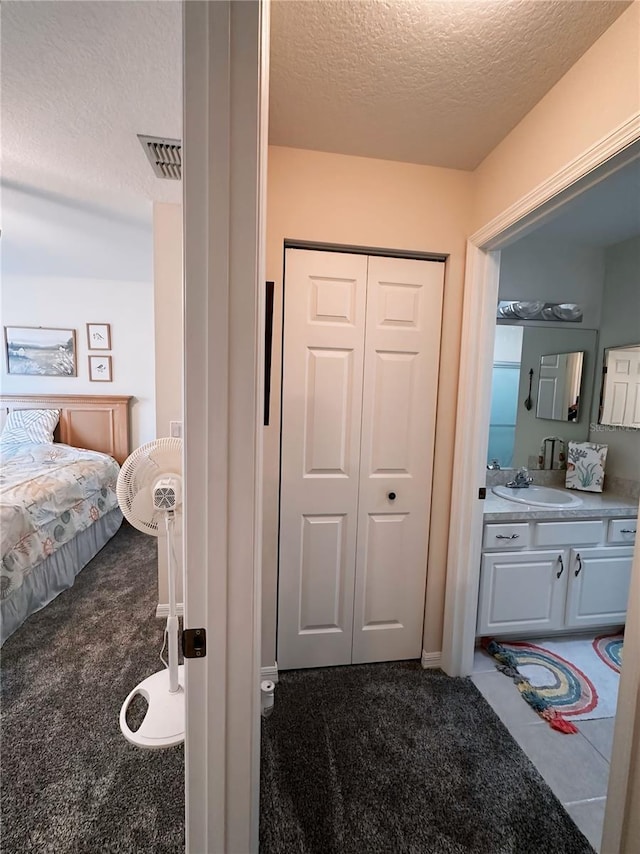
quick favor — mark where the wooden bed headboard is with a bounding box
[0,394,132,464]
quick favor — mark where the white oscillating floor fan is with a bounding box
[116,437,184,749]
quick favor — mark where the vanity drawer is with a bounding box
[533,520,604,547]
[608,519,637,544]
[483,523,530,549]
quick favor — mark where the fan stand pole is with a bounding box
[165,512,180,694]
[116,440,185,749]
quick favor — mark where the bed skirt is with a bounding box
[1,508,123,646]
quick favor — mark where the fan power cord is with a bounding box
[160,628,169,670]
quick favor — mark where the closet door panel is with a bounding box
[278,249,368,670]
[352,256,444,664]
[304,347,353,475]
[370,351,416,474]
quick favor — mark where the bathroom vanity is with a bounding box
[477,488,638,637]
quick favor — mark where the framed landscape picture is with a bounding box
[4,326,77,377]
[88,354,112,382]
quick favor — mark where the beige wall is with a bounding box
[473,1,640,231]
[153,202,183,605]
[153,202,184,438]
[263,146,474,666]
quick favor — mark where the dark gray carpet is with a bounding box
[2,528,594,854]
[260,663,594,854]
[1,523,185,854]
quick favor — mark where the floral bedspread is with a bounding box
[0,443,120,603]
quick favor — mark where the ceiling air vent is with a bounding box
[138,134,182,180]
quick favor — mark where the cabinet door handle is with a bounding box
[620,529,636,534]
[496,534,519,540]
[556,554,564,579]
[575,553,583,577]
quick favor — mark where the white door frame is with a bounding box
[442,114,640,852]
[183,2,269,852]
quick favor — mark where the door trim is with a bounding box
[441,243,501,677]
[473,114,640,249]
[284,238,447,263]
[183,2,269,852]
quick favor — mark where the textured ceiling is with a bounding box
[1,0,632,237]
[269,0,631,170]
[1,1,182,223]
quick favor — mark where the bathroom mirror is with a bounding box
[600,343,640,428]
[487,327,597,470]
[536,351,585,422]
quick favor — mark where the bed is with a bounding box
[0,394,131,645]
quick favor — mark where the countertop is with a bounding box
[484,488,639,523]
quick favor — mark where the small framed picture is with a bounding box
[86,323,111,350]
[88,354,112,382]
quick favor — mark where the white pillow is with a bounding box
[0,409,60,446]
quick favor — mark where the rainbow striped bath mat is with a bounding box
[483,634,623,733]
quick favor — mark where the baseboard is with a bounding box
[261,663,279,683]
[156,603,185,618]
[421,650,442,669]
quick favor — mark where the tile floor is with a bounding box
[472,648,615,853]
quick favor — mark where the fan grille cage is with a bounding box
[116,438,183,536]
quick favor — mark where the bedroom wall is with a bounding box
[0,183,156,448]
[1,277,156,447]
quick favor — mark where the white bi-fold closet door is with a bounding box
[278,248,444,670]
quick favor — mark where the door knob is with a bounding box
[388,492,396,501]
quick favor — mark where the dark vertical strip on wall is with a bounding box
[264,281,275,426]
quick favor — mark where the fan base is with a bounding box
[119,665,185,749]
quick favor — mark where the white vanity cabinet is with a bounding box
[478,550,567,635]
[565,547,633,628]
[477,516,636,638]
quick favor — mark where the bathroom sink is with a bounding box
[492,484,583,508]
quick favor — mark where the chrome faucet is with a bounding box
[506,467,533,488]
